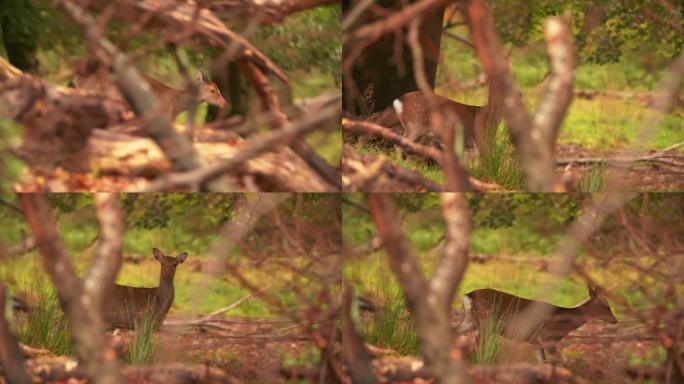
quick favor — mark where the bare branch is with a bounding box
[19,194,123,384]
[366,194,472,384]
[467,0,558,191]
[83,194,124,303]
[69,0,288,84]
[0,284,30,384]
[534,17,575,150]
[342,285,377,384]
[430,193,470,313]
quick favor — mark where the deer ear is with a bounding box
[153,248,164,261]
[195,71,204,83]
[588,285,599,298]
[176,252,188,263]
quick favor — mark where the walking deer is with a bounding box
[103,248,187,331]
[367,91,497,158]
[457,286,617,360]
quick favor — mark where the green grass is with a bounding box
[360,273,419,356]
[577,162,606,192]
[16,277,73,356]
[432,34,684,155]
[467,119,523,190]
[124,303,159,366]
[470,302,506,365]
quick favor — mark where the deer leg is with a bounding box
[536,348,546,362]
[397,128,421,160]
[455,295,476,334]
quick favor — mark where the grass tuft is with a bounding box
[360,276,419,356]
[468,120,523,190]
[577,163,605,192]
[470,298,506,365]
[17,278,73,356]
[124,302,159,365]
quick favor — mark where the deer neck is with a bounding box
[544,301,592,339]
[173,90,200,116]
[157,266,176,301]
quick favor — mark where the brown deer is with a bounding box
[72,59,228,118]
[103,248,187,331]
[457,286,617,360]
[367,90,498,158]
[144,72,228,118]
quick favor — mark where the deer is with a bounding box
[103,248,187,331]
[72,58,228,119]
[456,286,617,361]
[143,72,228,118]
[367,90,498,159]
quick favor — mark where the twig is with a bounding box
[443,31,475,48]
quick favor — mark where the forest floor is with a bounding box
[556,143,684,191]
[125,315,315,383]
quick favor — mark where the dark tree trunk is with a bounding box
[343,0,444,115]
[0,1,39,73]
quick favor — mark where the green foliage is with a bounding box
[0,119,24,190]
[251,4,341,82]
[488,0,683,65]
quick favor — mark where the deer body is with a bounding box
[458,287,617,360]
[103,248,187,331]
[392,91,486,155]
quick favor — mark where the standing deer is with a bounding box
[103,248,187,331]
[457,286,617,360]
[144,72,228,118]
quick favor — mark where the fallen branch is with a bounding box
[557,141,684,167]
[142,104,339,191]
[342,118,443,162]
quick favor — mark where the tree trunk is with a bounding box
[343,0,444,115]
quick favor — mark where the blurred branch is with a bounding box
[341,123,501,192]
[343,118,443,162]
[83,194,125,304]
[238,61,341,189]
[343,0,449,72]
[0,284,31,384]
[342,285,377,384]
[20,194,124,384]
[534,17,575,150]
[467,0,569,191]
[366,194,471,384]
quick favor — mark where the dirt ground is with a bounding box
[556,143,684,191]
[152,316,316,383]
